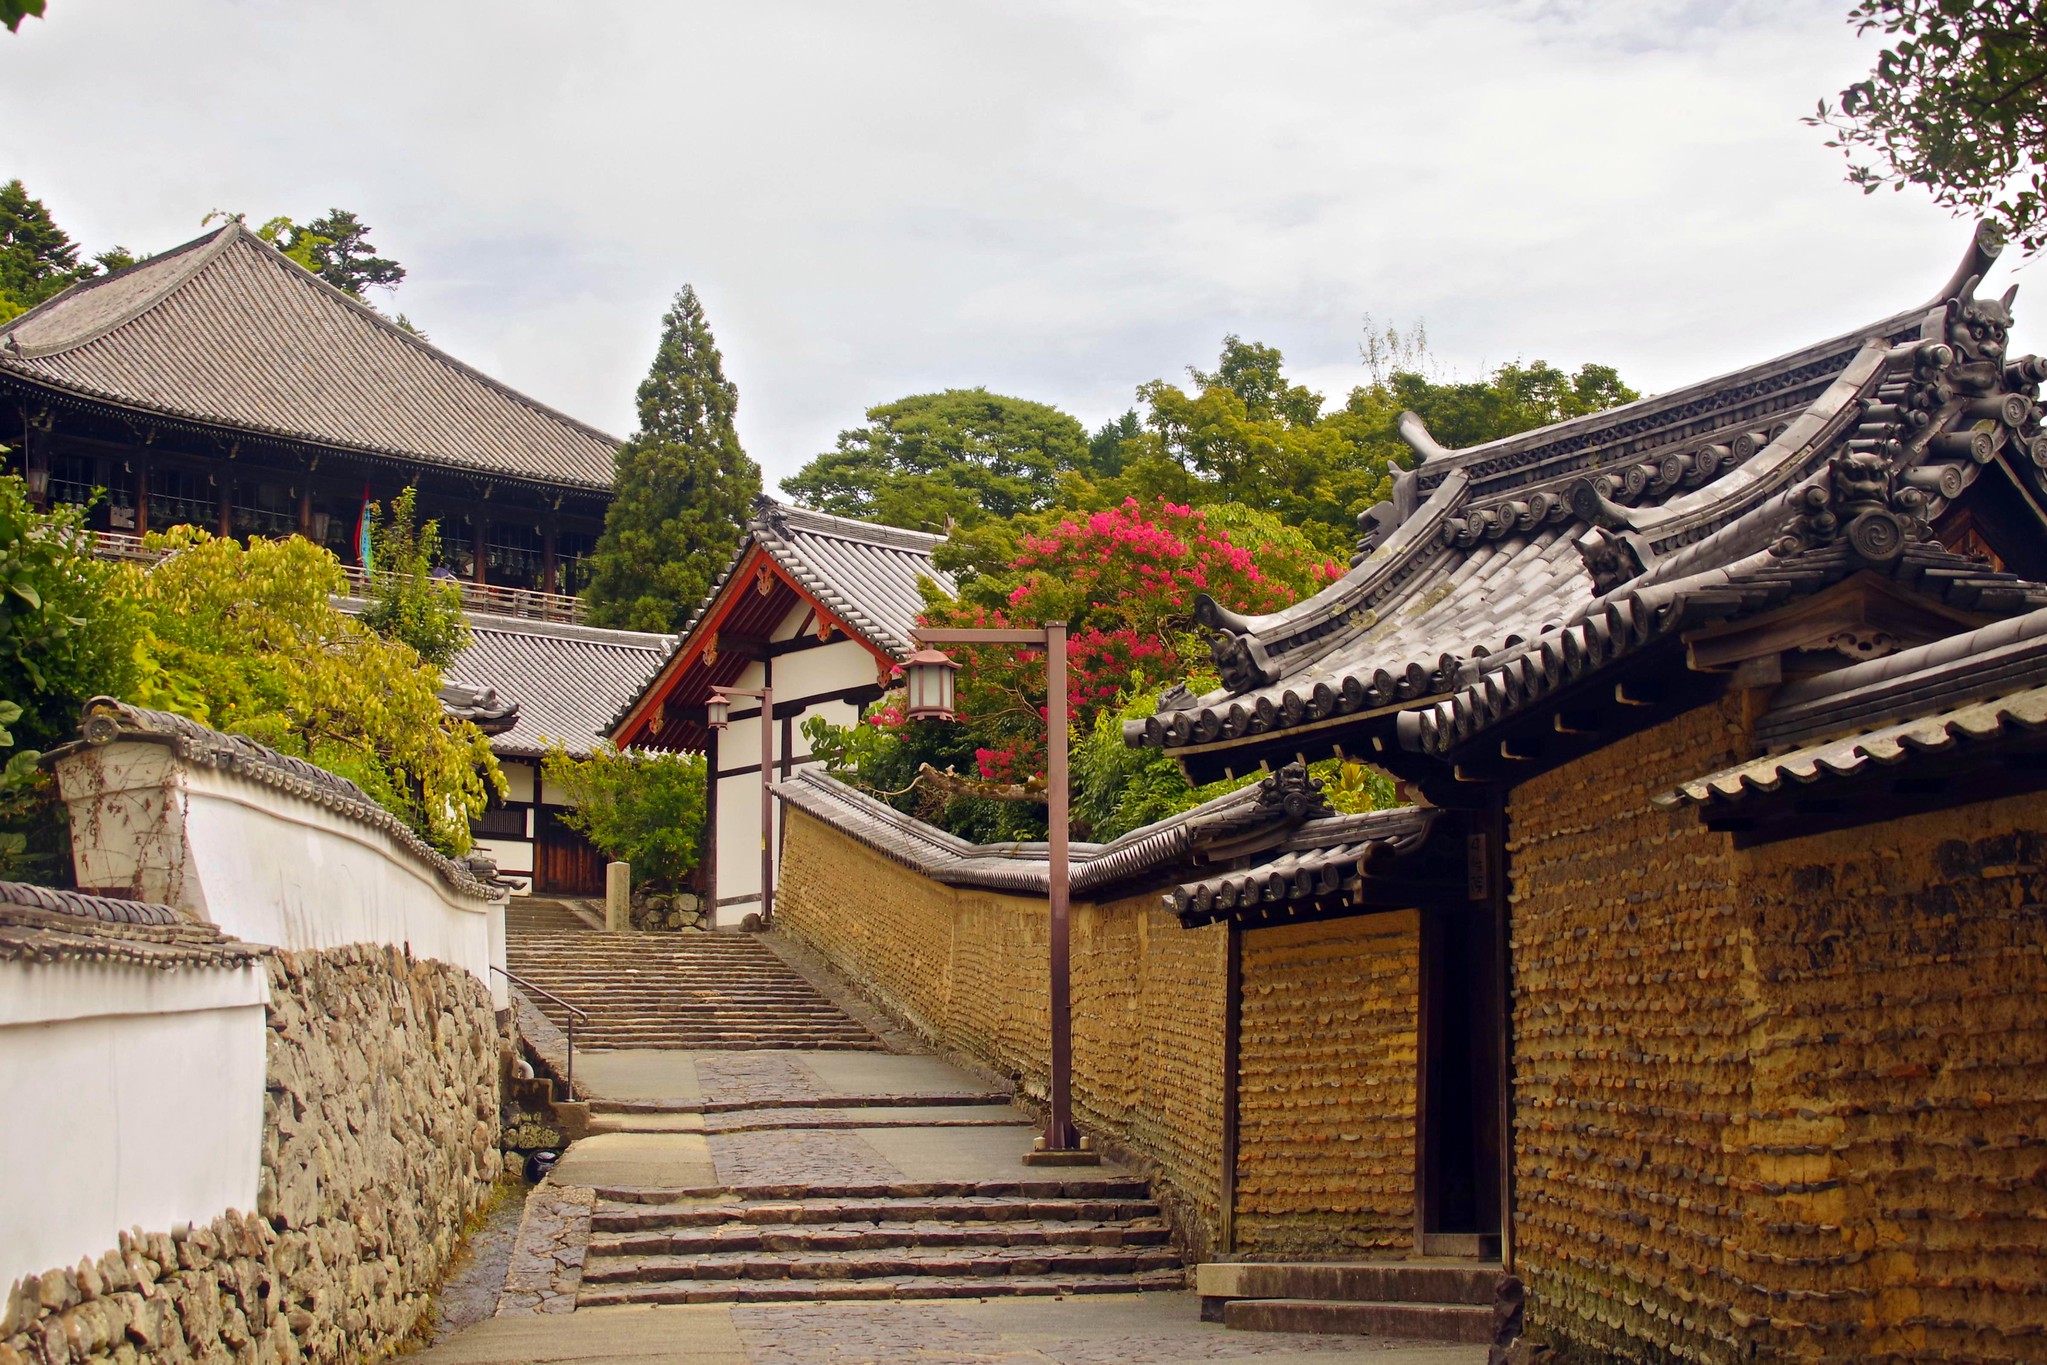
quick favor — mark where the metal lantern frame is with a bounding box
[901,647,961,721]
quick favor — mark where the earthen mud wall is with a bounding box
[777,809,1233,1252]
[1509,696,2047,1364]
[1234,912,1420,1258]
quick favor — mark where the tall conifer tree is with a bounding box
[585,286,761,632]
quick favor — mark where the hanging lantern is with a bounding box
[901,648,960,722]
[704,690,732,730]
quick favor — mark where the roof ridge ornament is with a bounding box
[1253,760,1333,823]
[1771,450,1932,564]
[1575,525,1646,596]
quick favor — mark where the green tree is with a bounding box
[0,470,138,877]
[1809,0,2047,253]
[0,179,93,321]
[585,286,762,632]
[205,207,407,298]
[539,743,707,890]
[780,388,1092,534]
[360,486,469,668]
[1,0,45,33]
[123,527,501,854]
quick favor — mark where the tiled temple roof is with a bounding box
[0,880,263,970]
[1126,225,2047,766]
[608,500,955,751]
[1654,604,2047,813]
[1165,806,1438,925]
[776,764,1434,918]
[0,223,621,490]
[446,613,675,760]
[722,500,954,661]
[1397,541,2047,759]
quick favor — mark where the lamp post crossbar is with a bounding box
[912,624,1089,1160]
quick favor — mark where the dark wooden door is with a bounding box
[534,808,605,896]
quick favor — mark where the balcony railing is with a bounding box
[90,530,590,625]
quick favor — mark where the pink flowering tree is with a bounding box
[917,497,1336,793]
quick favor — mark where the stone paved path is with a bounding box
[409,1045,1485,1364]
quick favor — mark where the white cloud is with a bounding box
[2,0,2031,482]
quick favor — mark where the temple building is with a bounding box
[611,500,952,929]
[0,220,618,621]
[442,614,677,896]
[768,225,2047,1361]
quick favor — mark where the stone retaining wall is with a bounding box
[1,943,500,1365]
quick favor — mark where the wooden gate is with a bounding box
[533,808,605,896]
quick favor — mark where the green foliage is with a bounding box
[780,389,1094,533]
[539,743,707,890]
[0,472,137,878]
[1,0,46,33]
[360,486,469,668]
[1101,334,1639,557]
[1809,0,2047,254]
[585,286,762,632]
[0,472,137,753]
[123,527,501,854]
[0,179,94,321]
[203,208,407,298]
[1071,681,1249,842]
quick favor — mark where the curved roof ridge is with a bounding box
[207,224,626,451]
[1,225,234,358]
[769,499,950,551]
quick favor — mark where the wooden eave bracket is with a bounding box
[1682,571,1990,675]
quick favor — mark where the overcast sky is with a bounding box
[2,1,2034,487]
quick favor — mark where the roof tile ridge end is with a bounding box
[1,224,237,359]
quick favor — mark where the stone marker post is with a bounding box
[605,861,631,931]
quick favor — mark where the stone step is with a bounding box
[575,1268,1186,1307]
[1221,1298,1497,1344]
[594,1217,1173,1258]
[1195,1260,1510,1307]
[595,1195,1162,1233]
[589,1092,1014,1115]
[582,1244,1185,1287]
[596,1177,1155,1206]
[561,1040,888,1052]
[593,1109,1026,1137]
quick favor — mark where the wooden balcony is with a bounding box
[90,530,591,625]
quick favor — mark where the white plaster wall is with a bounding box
[0,959,268,1292]
[58,743,507,1007]
[706,630,882,929]
[775,637,879,700]
[499,761,536,805]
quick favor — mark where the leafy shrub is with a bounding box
[123,527,501,854]
[539,743,706,890]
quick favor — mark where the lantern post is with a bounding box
[907,623,1093,1163]
[706,684,775,927]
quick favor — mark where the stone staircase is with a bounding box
[505,903,884,1051]
[578,1178,1186,1306]
[1196,1261,1521,1347]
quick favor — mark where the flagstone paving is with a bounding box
[423,920,1486,1364]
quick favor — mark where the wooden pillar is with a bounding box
[297,482,313,539]
[22,423,48,510]
[472,514,488,585]
[702,724,720,916]
[216,476,232,538]
[542,521,559,595]
[134,459,150,538]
